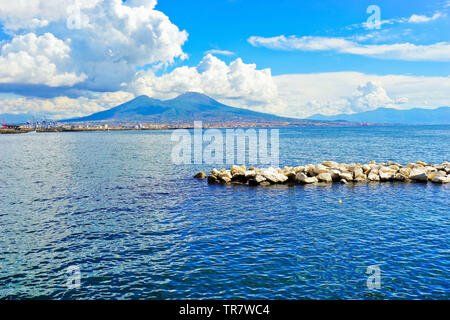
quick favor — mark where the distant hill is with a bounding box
[62,92,306,124]
[308,107,450,124]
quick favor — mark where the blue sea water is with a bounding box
[0,125,449,299]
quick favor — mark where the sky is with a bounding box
[0,0,449,119]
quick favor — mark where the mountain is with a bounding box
[308,107,450,124]
[63,92,305,124]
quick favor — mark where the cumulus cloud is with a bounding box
[347,81,407,113]
[274,72,450,117]
[0,91,134,119]
[0,0,188,93]
[248,35,450,61]
[0,33,87,86]
[131,54,287,114]
[0,0,101,30]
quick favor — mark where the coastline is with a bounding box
[0,121,385,134]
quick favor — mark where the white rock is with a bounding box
[322,161,339,168]
[244,170,256,178]
[394,173,408,181]
[314,164,329,175]
[410,169,428,182]
[351,167,364,178]
[431,175,450,184]
[295,172,318,184]
[339,171,353,181]
[330,169,341,181]
[379,170,395,181]
[399,167,411,177]
[261,168,288,184]
[317,172,333,183]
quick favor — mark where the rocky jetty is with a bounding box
[195,161,450,186]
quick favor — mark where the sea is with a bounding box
[0,125,449,299]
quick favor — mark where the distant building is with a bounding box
[2,124,21,130]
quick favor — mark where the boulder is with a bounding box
[428,171,446,181]
[194,171,207,179]
[354,174,367,182]
[388,165,400,172]
[231,165,246,176]
[261,168,288,184]
[431,175,450,184]
[410,169,428,182]
[218,170,232,179]
[425,166,437,173]
[295,172,318,184]
[294,166,306,173]
[284,171,297,181]
[339,171,353,181]
[379,170,395,181]
[368,172,380,181]
[248,174,267,186]
[399,167,411,177]
[314,164,329,175]
[330,169,341,181]
[322,161,339,168]
[244,170,256,179]
[317,172,333,183]
[305,164,316,176]
[350,166,364,178]
[394,173,408,181]
[207,175,219,184]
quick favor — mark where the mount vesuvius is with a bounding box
[62,92,304,124]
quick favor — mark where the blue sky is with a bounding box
[157,0,450,76]
[0,0,448,119]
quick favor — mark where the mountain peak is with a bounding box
[172,92,220,105]
[131,95,153,102]
[177,91,209,98]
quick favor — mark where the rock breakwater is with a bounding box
[195,161,450,186]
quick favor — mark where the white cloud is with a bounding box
[131,54,287,114]
[274,72,450,117]
[248,35,450,61]
[0,91,134,119]
[204,49,235,56]
[0,0,101,30]
[408,12,445,23]
[0,0,188,92]
[348,81,407,113]
[0,33,87,86]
